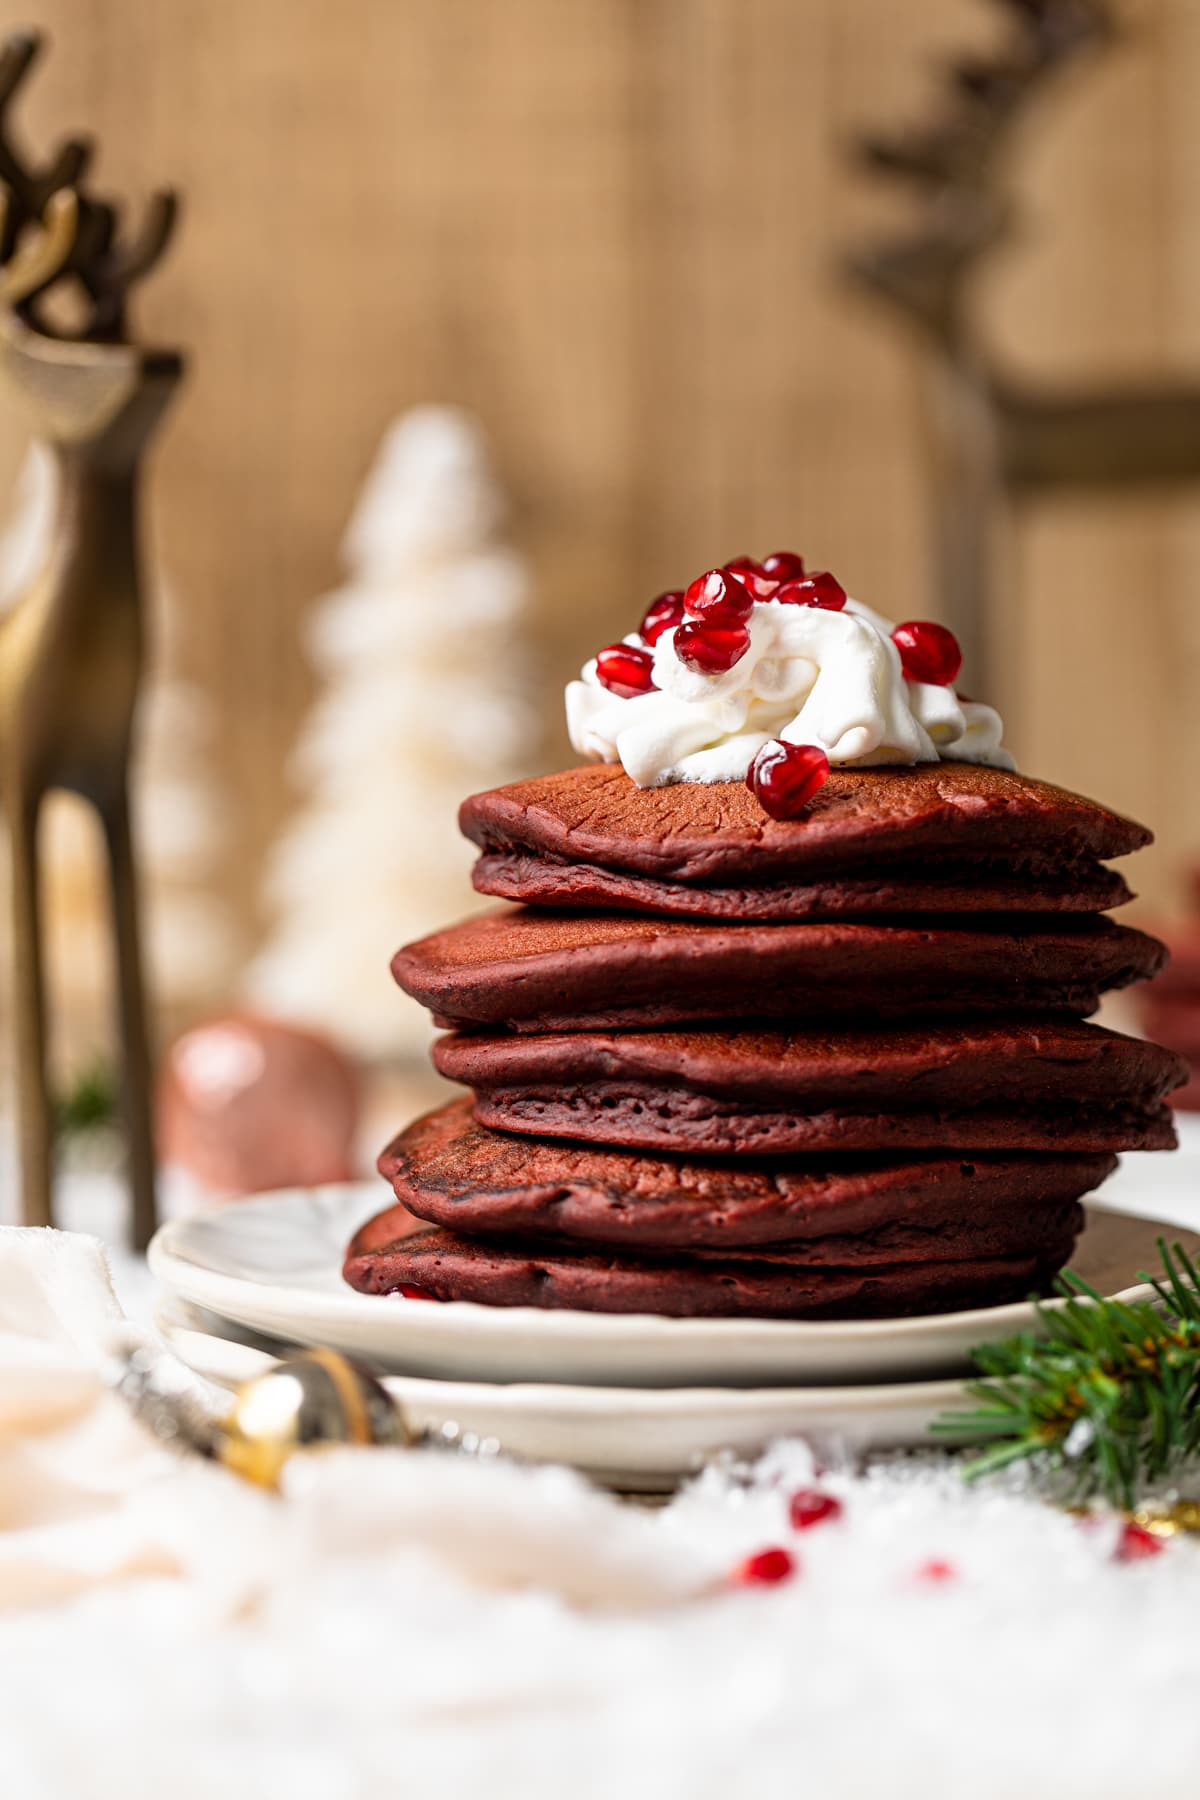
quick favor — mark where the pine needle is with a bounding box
[933,1239,1200,1508]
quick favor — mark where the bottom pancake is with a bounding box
[378,1099,1114,1254]
[342,1219,1083,1320]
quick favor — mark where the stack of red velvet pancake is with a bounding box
[344,762,1187,1319]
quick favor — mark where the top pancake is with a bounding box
[469,846,1130,920]
[460,762,1150,889]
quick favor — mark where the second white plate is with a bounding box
[155,1297,972,1490]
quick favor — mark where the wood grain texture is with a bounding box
[0,0,1193,1038]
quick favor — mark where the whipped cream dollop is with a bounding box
[566,597,1012,787]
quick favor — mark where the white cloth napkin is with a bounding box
[0,1225,706,1618]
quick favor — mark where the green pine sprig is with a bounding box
[933,1239,1200,1509]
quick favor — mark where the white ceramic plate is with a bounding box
[147,1180,1195,1388]
[155,1297,973,1490]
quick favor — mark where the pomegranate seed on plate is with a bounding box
[730,1545,796,1587]
[915,1558,956,1584]
[683,568,754,626]
[761,549,806,581]
[639,590,685,645]
[788,1488,843,1531]
[724,554,761,574]
[746,740,830,820]
[595,642,657,698]
[775,571,847,612]
[891,620,962,686]
[674,619,751,674]
[395,1283,439,1302]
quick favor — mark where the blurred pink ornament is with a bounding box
[158,1014,361,1195]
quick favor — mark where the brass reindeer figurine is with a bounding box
[0,32,182,1246]
[845,0,1200,692]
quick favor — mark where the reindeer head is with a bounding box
[846,0,1116,344]
[0,31,183,464]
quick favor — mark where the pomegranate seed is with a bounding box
[788,1488,843,1531]
[1114,1521,1165,1563]
[639,590,685,646]
[775,571,847,612]
[595,642,657,698]
[761,549,806,582]
[892,620,962,686]
[730,1546,796,1587]
[915,1558,956,1584]
[727,567,780,600]
[683,568,754,626]
[724,554,761,574]
[674,619,751,674]
[747,740,830,820]
[396,1283,439,1301]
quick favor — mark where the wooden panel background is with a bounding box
[2,0,1197,1011]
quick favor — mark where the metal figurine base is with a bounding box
[0,32,182,1248]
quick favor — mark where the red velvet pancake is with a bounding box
[377,1098,1114,1252]
[470,848,1130,921]
[460,764,1148,893]
[342,1219,1083,1319]
[393,909,1165,1033]
[433,1019,1186,1155]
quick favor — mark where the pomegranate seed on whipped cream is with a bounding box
[747,740,830,819]
[567,554,1011,788]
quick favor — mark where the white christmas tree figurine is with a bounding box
[245,406,539,1061]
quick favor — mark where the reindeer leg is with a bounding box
[4,773,54,1228]
[101,775,158,1251]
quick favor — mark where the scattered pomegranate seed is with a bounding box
[730,1546,796,1587]
[674,618,751,674]
[761,550,806,582]
[683,568,754,626]
[595,642,657,698]
[747,740,830,820]
[639,590,685,646]
[396,1283,439,1301]
[724,554,761,575]
[788,1488,843,1531]
[775,571,847,612]
[892,620,963,686]
[1114,1521,1165,1562]
[915,1558,956,1584]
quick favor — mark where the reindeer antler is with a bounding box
[847,0,1116,334]
[0,186,78,309]
[0,34,91,260]
[0,28,177,343]
[72,188,179,342]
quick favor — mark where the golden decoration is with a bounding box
[112,1342,416,1491]
[1130,1501,1200,1540]
[214,1348,415,1491]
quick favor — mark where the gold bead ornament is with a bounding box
[111,1343,496,1489]
[215,1347,414,1489]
